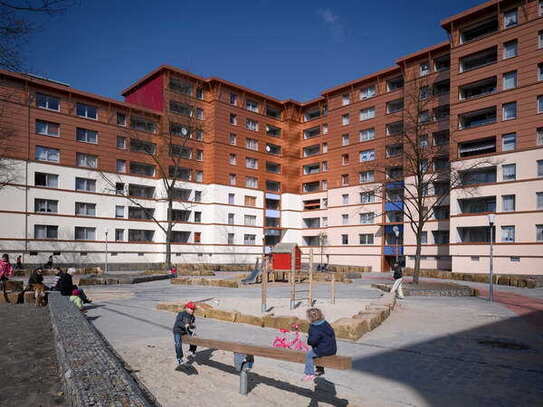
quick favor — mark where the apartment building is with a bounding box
[0,0,541,273]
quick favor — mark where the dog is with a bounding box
[32,283,47,307]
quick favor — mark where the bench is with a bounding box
[183,336,352,395]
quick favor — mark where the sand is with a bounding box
[199,297,371,321]
[0,304,65,406]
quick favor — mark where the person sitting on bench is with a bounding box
[173,301,198,365]
[303,308,337,381]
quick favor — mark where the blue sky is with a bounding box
[24,0,483,102]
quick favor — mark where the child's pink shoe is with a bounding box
[302,374,316,382]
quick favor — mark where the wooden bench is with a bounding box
[183,336,352,395]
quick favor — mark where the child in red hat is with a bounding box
[172,301,198,365]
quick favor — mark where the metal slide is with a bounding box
[240,258,261,284]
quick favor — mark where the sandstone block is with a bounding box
[206,308,239,322]
[526,279,537,289]
[3,280,23,291]
[263,315,299,330]
[332,318,370,341]
[236,313,264,327]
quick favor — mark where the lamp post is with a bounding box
[319,232,326,271]
[487,213,495,302]
[105,230,109,274]
[392,226,400,265]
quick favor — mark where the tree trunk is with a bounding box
[413,232,422,285]
[165,199,173,269]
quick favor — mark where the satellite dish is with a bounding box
[181,127,188,136]
[392,226,400,237]
[265,145,271,152]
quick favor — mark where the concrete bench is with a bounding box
[183,336,351,395]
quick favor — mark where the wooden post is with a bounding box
[261,256,268,313]
[308,249,313,306]
[290,248,295,309]
[331,273,336,304]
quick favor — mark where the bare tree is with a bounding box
[99,80,205,268]
[361,75,491,283]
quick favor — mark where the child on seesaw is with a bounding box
[303,308,337,381]
[173,301,198,365]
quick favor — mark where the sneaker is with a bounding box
[315,367,325,376]
[187,351,196,358]
[302,374,316,382]
[176,358,184,366]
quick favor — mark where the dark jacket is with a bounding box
[393,264,403,280]
[56,272,74,296]
[28,270,44,286]
[307,320,337,357]
[173,311,195,335]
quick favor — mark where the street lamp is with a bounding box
[319,232,327,271]
[392,226,400,265]
[487,213,495,302]
[105,230,109,274]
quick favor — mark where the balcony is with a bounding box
[266,143,281,155]
[266,125,281,137]
[460,167,497,186]
[386,211,403,223]
[458,107,496,129]
[303,218,321,229]
[303,144,321,157]
[265,209,280,218]
[303,163,321,175]
[385,201,403,212]
[128,184,155,198]
[460,47,497,72]
[459,77,496,101]
[384,246,404,256]
[459,196,496,214]
[264,229,281,236]
[303,236,321,246]
[458,227,491,243]
[386,181,404,190]
[303,127,320,139]
[265,192,280,200]
[266,161,281,174]
[460,18,498,44]
[265,218,280,227]
[265,182,281,193]
[303,199,321,210]
[458,137,496,158]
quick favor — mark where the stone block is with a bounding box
[497,276,510,285]
[263,315,299,330]
[205,308,239,322]
[0,291,23,304]
[236,313,264,327]
[526,279,537,289]
[517,279,527,288]
[3,280,23,291]
[170,278,190,285]
[473,274,488,283]
[332,318,370,341]
[366,305,391,319]
[156,303,184,312]
[345,272,362,279]
[354,311,383,329]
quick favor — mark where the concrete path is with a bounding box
[83,278,543,406]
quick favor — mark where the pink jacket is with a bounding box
[0,260,14,279]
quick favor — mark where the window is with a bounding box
[229,174,236,185]
[74,226,96,240]
[228,193,235,204]
[360,212,374,224]
[116,160,126,173]
[195,108,204,120]
[538,64,543,81]
[35,172,58,188]
[386,121,403,135]
[246,99,258,112]
[75,202,96,216]
[244,215,256,226]
[539,30,543,49]
[434,54,450,71]
[195,150,204,161]
[36,120,59,137]
[115,229,124,241]
[503,40,518,59]
[342,134,350,146]
[194,171,203,183]
[537,192,543,209]
[501,133,516,152]
[342,194,349,205]
[227,233,235,244]
[266,105,281,119]
[538,95,543,113]
[228,213,235,224]
[538,160,543,177]
[537,128,543,145]
[266,161,281,174]
[341,234,348,245]
[360,85,376,99]
[246,119,258,131]
[360,191,375,203]
[360,149,375,162]
[116,112,127,126]
[501,226,515,242]
[419,62,430,76]
[244,234,256,245]
[245,157,258,169]
[229,133,237,145]
[76,153,97,168]
[229,113,237,125]
[386,99,404,114]
[360,170,374,183]
[419,86,430,100]
[75,177,96,192]
[502,164,516,181]
[128,229,154,242]
[196,88,204,100]
[34,225,58,239]
[341,174,349,186]
[245,195,256,206]
[115,206,124,218]
[502,102,517,120]
[540,1,543,16]
[246,138,258,151]
[502,194,516,211]
[116,136,127,149]
[130,117,156,133]
[387,77,404,91]
[321,180,328,191]
[459,107,497,129]
[342,114,350,126]
[322,143,328,153]
[230,93,238,105]
[340,94,350,106]
[360,107,375,121]
[537,225,543,242]
[386,144,402,158]
[342,214,349,225]
[130,162,155,176]
[419,110,431,123]
[76,128,98,144]
[360,128,375,142]
[34,199,58,213]
[419,135,429,148]
[359,234,374,245]
[169,77,192,95]
[76,103,97,119]
[342,154,349,165]
[266,125,281,138]
[228,153,237,165]
[194,212,202,223]
[502,71,517,90]
[35,146,59,162]
[245,176,258,188]
[503,9,518,28]
[36,93,59,111]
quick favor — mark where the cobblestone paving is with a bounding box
[85,279,543,406]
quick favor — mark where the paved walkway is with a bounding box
[83,278,543,406]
